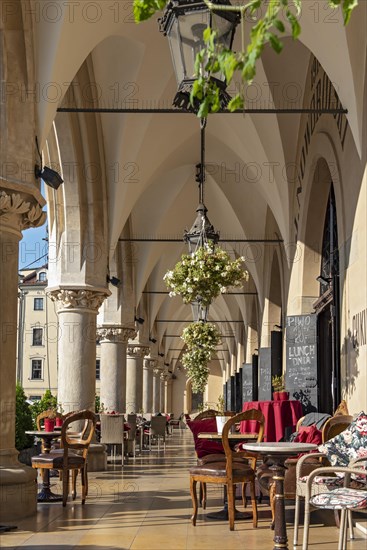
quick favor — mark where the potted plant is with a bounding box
[44,408,57,432]
[56,403,64,427]
[272,375,289,401]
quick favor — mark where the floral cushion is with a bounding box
[310,488,367,510]
[318,411,367,466]
[299,474,344,487]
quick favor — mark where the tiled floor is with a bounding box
[1,430,366,549]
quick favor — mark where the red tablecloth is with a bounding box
[240,400,303,442]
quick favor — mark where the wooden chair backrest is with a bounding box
[222,409,265,470]
[195,409,234,421]
[36,409,63,430]
[322,414,353,443]
[61,409,96,459]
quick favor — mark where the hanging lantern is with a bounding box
[159,0,239,110]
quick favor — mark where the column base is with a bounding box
[0,450,37,522]
[87,443,107,471]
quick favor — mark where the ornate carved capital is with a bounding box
[0,190,46,234]
[97,326,137,343]
[143,358,158,369]
[127,345,150,358]
[153,367,162,376]
[48,287,109,314]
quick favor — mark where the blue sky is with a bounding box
[19,182,48,270]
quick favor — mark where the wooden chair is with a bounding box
[189,410,264,531]
[100,414,125,465]
[31,409,96,506]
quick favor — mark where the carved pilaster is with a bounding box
[0,189,46,236]
[97,326,137,343]
[48,287,110,314]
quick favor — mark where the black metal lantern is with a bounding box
[183,202,219,253]
[159,0,239,111]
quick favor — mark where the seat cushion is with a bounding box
[190,461,254,477]
[198,453,247,465]
[32,452,85,468]
[310,488,367,510]
[318,411,367,466]
[187,418,224,458]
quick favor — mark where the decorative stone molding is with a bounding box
[48,288,109,314]
[127,345,150,358]
[0,190,46,232]
[143,358,158,369]
[153,367,163,376]
[97,326,137,343]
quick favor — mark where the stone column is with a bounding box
[0,188,46,520]
[48,288,108,413]
[160,375,166,412]
[48,288,109,471]
[152,368,161,413]
[97,326,136,412]
[142,358,156,414]
[126,345,150,413]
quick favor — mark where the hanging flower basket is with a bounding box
[182,348,211,393]
[164,244,248,306]
[181,322,221,350]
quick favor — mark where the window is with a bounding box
[28,395,41,402]
[96,359,100,380]
[31,360,42,380]
[32,327,43,346]
[34,298,44,310]
[38,272,47,281]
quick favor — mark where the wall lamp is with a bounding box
[158,352,164,357]
[316,275,333,285]
[35,164,64,190]
[107,275,121,287]
[164,362,170,367]
[149,337,157,344]
[134,316,145,324]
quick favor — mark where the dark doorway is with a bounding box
[314,187,340,415]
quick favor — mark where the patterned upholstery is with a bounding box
[299,474,344,487]
[310,488,367,510]
[318,411,367,466]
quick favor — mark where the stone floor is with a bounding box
[1,430,366,549]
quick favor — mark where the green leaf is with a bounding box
[268,33,284,53]
[228,94,244,111]
[286,11,301,39]
[273,19,285,32]
[342,0,358,24]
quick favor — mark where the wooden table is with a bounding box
[26,430,63,502]
[241,441,317,550]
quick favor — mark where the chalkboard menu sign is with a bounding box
[258,348,271,400]
[285,314,318,413]
[242,363,253,403]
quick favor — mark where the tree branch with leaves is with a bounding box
[133,0,358,116]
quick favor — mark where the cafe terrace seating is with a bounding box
[31,410,96,506]
[100,414,125,465]
[188,410,265,531]
[303,461,367,549]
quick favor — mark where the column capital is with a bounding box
[0,188,46,237]
[48,286,110,314]
[127,345,150,358]
[143,358,158,369]
[97,325,137,343]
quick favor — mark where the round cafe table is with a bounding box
[241,442,317,550]
[26,430,63,502]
